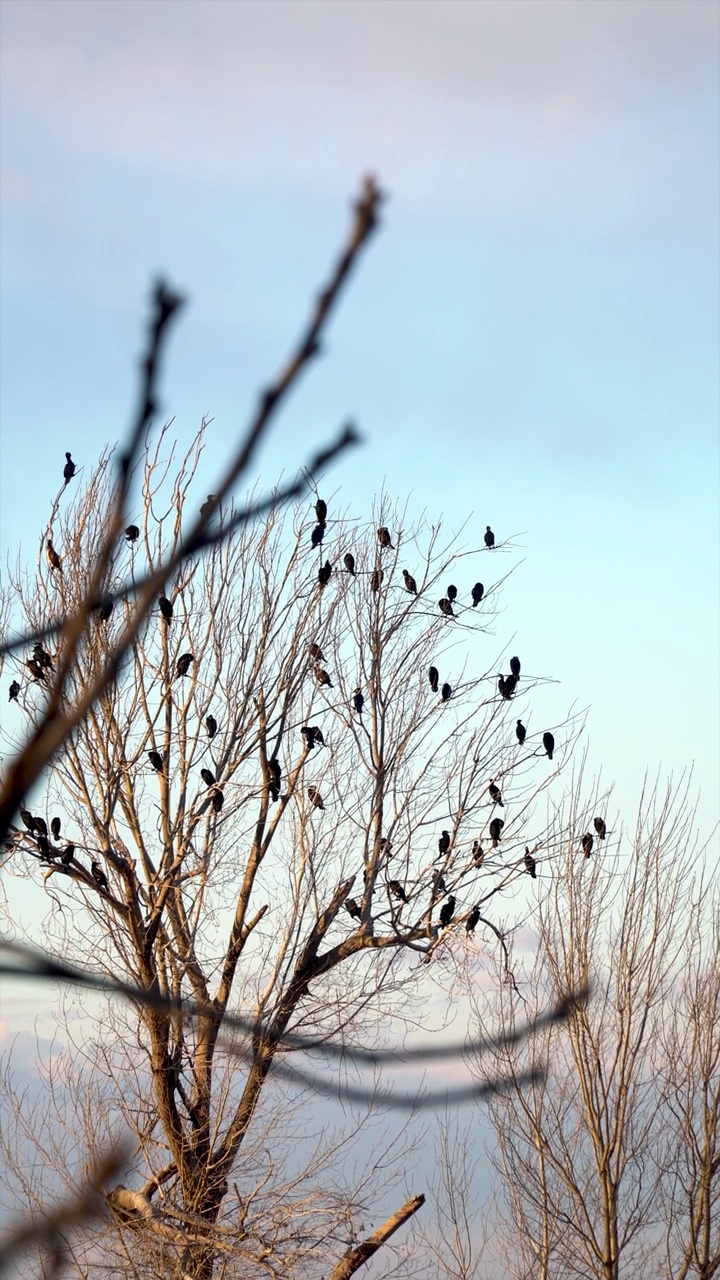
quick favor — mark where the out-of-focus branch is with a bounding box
[327,1193,425,1280]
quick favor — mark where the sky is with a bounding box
[0,0,719,1262]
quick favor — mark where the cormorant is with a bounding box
[8,680,20,701]
[200,495,216,522]
[211,788,224,812]
[37,835,52,860]
[33,817,48,837]
[489,817,504,847]
[594,816,607,840]
[34,644,54,670]
[447,584,458,602]
[379,837,392,857]
[432,871,447,897]
[428,666,439,692]
[543,732,555,760]
[51,817,61,840]
[176,653,195,678]
[438,830,450,857]
[148,750,164,772]
[26,659,46,683]
[498,674,518,699]
[439,896,456,927]
[510,656,521,678]
[311,523,325,548]
[472,841,484,867]
[20,809,35,832]
[441,682,452,702]
[466,905,480,934]
[308,785,324,810]
[158,596,173,623]
[471,582,484,607]
[377,526,394,548]
[63,452,76,482]
[370,567,383,592]
[307,725,325,746]
[268,757,281,802]
[388,879,408,903]
[438,598,454,617]
[97,595,113,621]
[484,526,495,549]
[315,498,327,523]
[345,897,361,920]
[125,524,139,542]
[581,832,594,859]
[524,847,537,878]
[352,687,364,716]
[46,539,62,572]
[201,768,216,788]
[301,725,324,750]
[318,560,332,587]
[402,569,417,594]
[344,553,356,576]
[91,860,109,891]
[206,715,217,739]
[516,720,526,745]
[60,844,75,865]
[309,643,324,662]
[488,782,504,807]
[314,664,333,688]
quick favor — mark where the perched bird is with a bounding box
[97,595,113,621]
[125,524,140,542]
[439,896,456,928]
[301,724,325,750]
[498,673,518,700]
[8,680,20,701]
[50,817,61,841]
[510,656,521,679]
[438,830,451,857]
[488,782,504,807]
[441,682,452,702]
[206,714,217,739]
[60,844,75,865]
[345,897,361,920]
[379,837,393,857]
[516,720,527,745]
[307,724,325,747]
[63,452,76,482]
[471,582,484,607]
[33,817,48,837]
[315,498,327,523]
[148,750,164,772]
[543,732,555,760]
[314,664,333,688]
[370,567,383,592]
[200,494,216,522]
[428,666,439,693]
[37,834,52,861]
[402,569,417,594]
[472,841,484,867]
[388,879,408,903]
[352,687,364,717]
[484,526,495,549]
[466,905,481,934]
[594,816,607,840]
[91,860,109,891]
[447,584,458,602]
[344,552,356,576]
[26,658,46,683]
[581,832,594,859]
[211,788,224,812]
[489,817,504,848]
[377,526,394,548]
[308,785,324,811]
[318,560,332,587]
[438,598,454,617]
[33,644,54,670]
[201,768,216,788]
[46,539,62,572]
[175,653,195,679]
[311,523,325,548]
[19,809,35,832]
[432,871,447,897]
[309,642,324,662]
[524,847,537,878]
[268,757,281,802]
[158,596,173,623]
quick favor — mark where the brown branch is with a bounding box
[327,1193,425,1280]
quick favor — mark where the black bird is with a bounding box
[581,832,594,859]
[510,656,521,679]
[306,724,325,748]
[308,785,324,811]
[26,658,46,683]
[352,687,364,717]
[60,844,75,865]
[311,523,325,548]
[594,816,607,840]
[175,653,195,679]
[309,642,324,662]
[516,720,527,745]
[488,782,504,807]
[438,598,454,617]
[201,768,216,788]
[441,682,452,702]
[439,896,456,928]
[543,732,555,760]
[301,725,316,751]
[63,452,76,482]
[268,757,281,802]
[484,526,495,549]
[206,714,217,739]
[524,847,537,878]
[428,666,439,693]
[471,582,484,607]
[97,595,113,621]
[344,552,356,576]
[91,860,109,891]
[402,569,417,594]
[498,673,518,700]
[200,494,216,522]
[388,879,408,903]
[125,524,140,542]
[148,750,164,772]
[314,664,333,688]
[37,835,52,861]
[472,841,484,867]
[34,644,54,670]
[377,526,394,548]
[345,897,361,920]
[318,560,332,587]
[432,871,447,897]
[46,539,62,572]
[489,817,504,847]
[466,905,480,934]
[438,830,451,857]
[8,680,20,701]
[211,788,224,812]
[447,584,458,602]
[50,817,61,841]
[315,498,327,523]
[20,809,35,832]
[379,837,393,857]
[370,567,383,592]
[159,596,173,623]
[33,817,48,837]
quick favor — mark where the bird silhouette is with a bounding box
[158,596,173,623]
[63,452,76,482]
[441,682,452,702]
[200,495,216,522]
[516,720,527,745]
[472,841,484,867]
[524,847,537,878]
[439,896,456,928]
[33,817,48,837]
[438,598,454,617]
[50,817,61,840]
[353,687,364,717]
[302,724,325,750]
[498,674,518,700]
[510,656,521,678]
[60,844,75,866]
[318,560,332,587]
[311,523,325,548]
[26,658,46,683]
[148,750,164,772]
[370,567,383,592]
[34,644,54,670]
[402,569,417,594]
[432,871,447,898]
[489,818,504,847]
[37,834,52,861]
[484,526,495,549]
[268,757,281,802]
[91,861,109,891]
[309,642,324,662]
[20,809,35,832]
[379,837,393,857]
[46,539,62,572]
[344,552,356,576]
[471,582,484,607]
[466,905,480,934]
[594,816,607,839]
[175,653,195,679]
[377,527,394,548]
[8,680,20,701]
[125,524,139,542]
[206,714,217,739]
[314,664,333,688]
[211,788,224,812]
[447,584,458,602]
[488,782,504,807]
[97,595,113,621]
[543,732,555,760]
[201,768,216,788]
[315,498,327,523]
[438,830,451,857]
[388,879,408,903]
[428,666,439,692]
[345,897,361,920]
[307,785,324,810]
[581,832,594,859]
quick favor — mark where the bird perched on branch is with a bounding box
[267,757,281,802]
[200,494,216,522]
[311,523,325,548]
[377,526,394,548]
[307,785,324,811]
[158,596,173,623]
[91,860,109,891]
[370,567,383,592]
[524,847,537,878]
[489,818,504,847]
[516,720,526,745]
[352,687,364,717]
[318,560,332,588]
[60,844,75,865]
[510,656,521,679]
[484,526,495,549]
[594,816,607,839]
[488,782,504,807]
[33,817,48,837]
[498,673,518,699]
[441,682,452,702]
[147,750,164,772]
[428,666,439,693]
[402,569,417,594]
[20,809,35,832]
[8,680,20,701]
[466,905,480,934]
[472,841,484,867]
[37,834,52,861]
[63,452,76,482]
[206,714,217,739]
[447,584,458,602]
[439,896,456,928]
[211,788,224,812]
[26,658,47,683]
[96,595,113,621]
[34,644,54,671]
[543,732,555,760]
[344,552,356,576]
[309,642,324,662]
[581,832,594,859]
[201,768,216,788]
[388,879,408,903]
[345,897,361,920]
[175,653,195,679]
[46,539,62,572]
[51,817,61,840]
[379,837,393,858]
[314,664,333,688]
[438,598,454,617]
[125,524,139,542]
[315,497,327,523]
[471,582,484,606]
[438,830,450,857]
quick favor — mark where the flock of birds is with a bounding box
[9,469,608,944]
